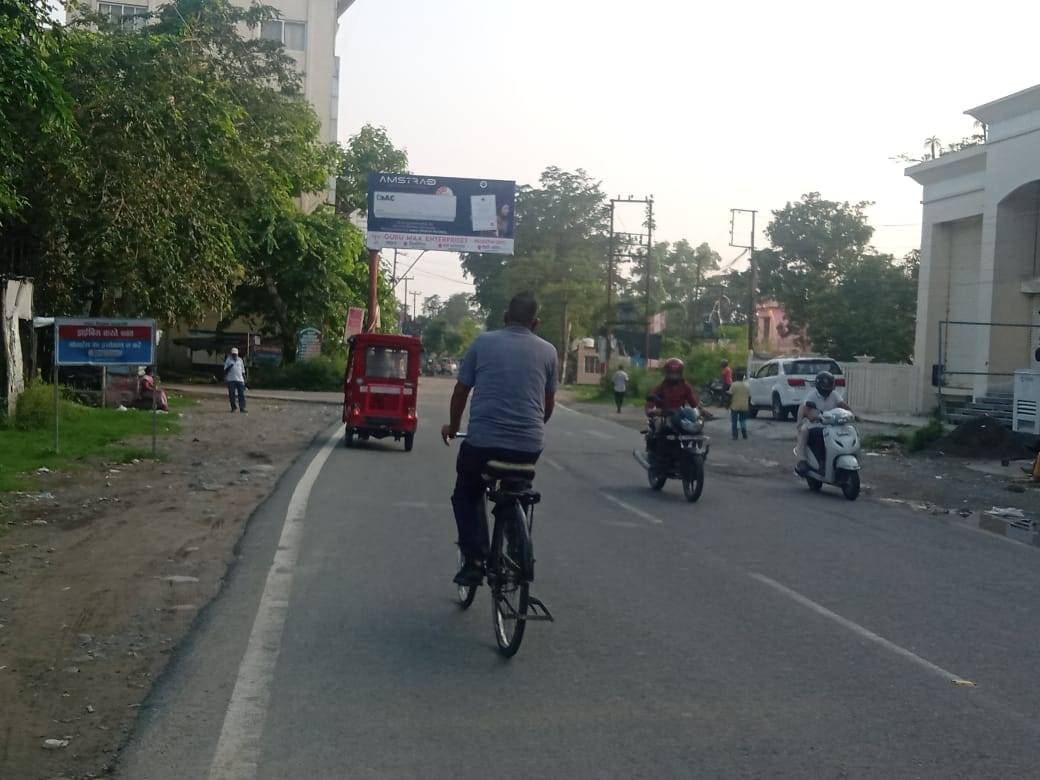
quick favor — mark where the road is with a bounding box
[118,378,1040,779]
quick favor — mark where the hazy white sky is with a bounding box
[337,0,1040,308]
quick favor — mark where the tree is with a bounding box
[806,254,917,362]
[335,124,408,217]
[4,0,339,324]
[461,167,608,363]
[231,207,371,360]
[923,136,942,160]
[757,193,917,361]
[0,0,70,222]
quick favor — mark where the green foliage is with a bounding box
[462,167,609,356]
[0,0,70,221]
[336,123,408,216]
[15,382,64,430]
[413,293,482,356]
[757,193,917,362]
[4,0,341,326]
[1,384,181,490]
[250,355,346,391]
[233,207,366,360]
[905,418,945,453]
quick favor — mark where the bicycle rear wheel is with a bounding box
[456,548,476,609]
[490,503,530,657]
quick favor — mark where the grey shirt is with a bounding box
[458,325,558,452]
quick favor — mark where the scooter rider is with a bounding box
[795,371,853,476]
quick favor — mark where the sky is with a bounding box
[337,0,1040,311]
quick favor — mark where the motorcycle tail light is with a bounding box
[835,378,846,386]
[787,378,806,386]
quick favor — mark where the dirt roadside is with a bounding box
[0,395,340,780]
[558,391,1040,529]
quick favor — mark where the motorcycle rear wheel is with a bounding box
[647,466,667,491]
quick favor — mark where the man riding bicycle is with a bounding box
[441,292,558,587]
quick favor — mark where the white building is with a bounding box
[905,83,1040,412]
[89,0,354,147]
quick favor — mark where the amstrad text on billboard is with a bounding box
[366,173,516,255]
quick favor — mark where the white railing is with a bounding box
[745,359,923,415]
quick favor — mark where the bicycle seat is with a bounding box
[483,461,537,482]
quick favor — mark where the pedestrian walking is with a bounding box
[728,369,750,440]
[224,347,247,413]
[612,365,629,413]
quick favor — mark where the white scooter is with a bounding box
[794,408,862,500]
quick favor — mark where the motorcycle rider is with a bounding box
[645,358,708,458]
[795,371,853,476]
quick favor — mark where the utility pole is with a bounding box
[399,275,414,330]
[606,196,654,366]
[391,248,399,287]
[410,289,422,324]
[729,208,758,353]
[644,197,654,362]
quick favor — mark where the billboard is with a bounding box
[55,318,156,366]
[366,173,516,254]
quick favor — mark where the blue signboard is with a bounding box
[366,173,516,255]
[55,318,156,366]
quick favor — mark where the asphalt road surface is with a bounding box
[119,378,1040,779]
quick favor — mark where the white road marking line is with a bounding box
[208,427,342,779]
[749,572,975,687]
[544,457,565,471]
[601,494,663,525]
[584,429,612,441]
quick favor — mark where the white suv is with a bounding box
[747,357,844,421]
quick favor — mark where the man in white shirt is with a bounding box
[224,347,247,413]
[795,371,851,475]
[612,365,629,413]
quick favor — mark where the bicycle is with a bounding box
[451,435,553,657]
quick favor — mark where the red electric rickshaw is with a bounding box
[342,333,423,451]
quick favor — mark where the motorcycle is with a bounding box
[795,408,861,500]
[701,378,729,407]
[633,401,710,503]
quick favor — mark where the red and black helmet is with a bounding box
[663,357,684,380]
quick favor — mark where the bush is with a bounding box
[905,418,945,453]
[13,383,89,431]
[249,356,346,391]
[15,382,56,430]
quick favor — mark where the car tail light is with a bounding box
[835,378,846,387]
[406,406,416,419]
[787,378,806,387]
[350,403,361,419]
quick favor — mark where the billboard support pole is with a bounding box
[52,360,59,455]
[151,374,158,457]
[367,249,380,332]
[101,366,107,409]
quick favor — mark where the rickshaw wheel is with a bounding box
[344,428,355,448]
[404,433,414,452]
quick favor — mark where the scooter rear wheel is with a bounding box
[807,477,823,492]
